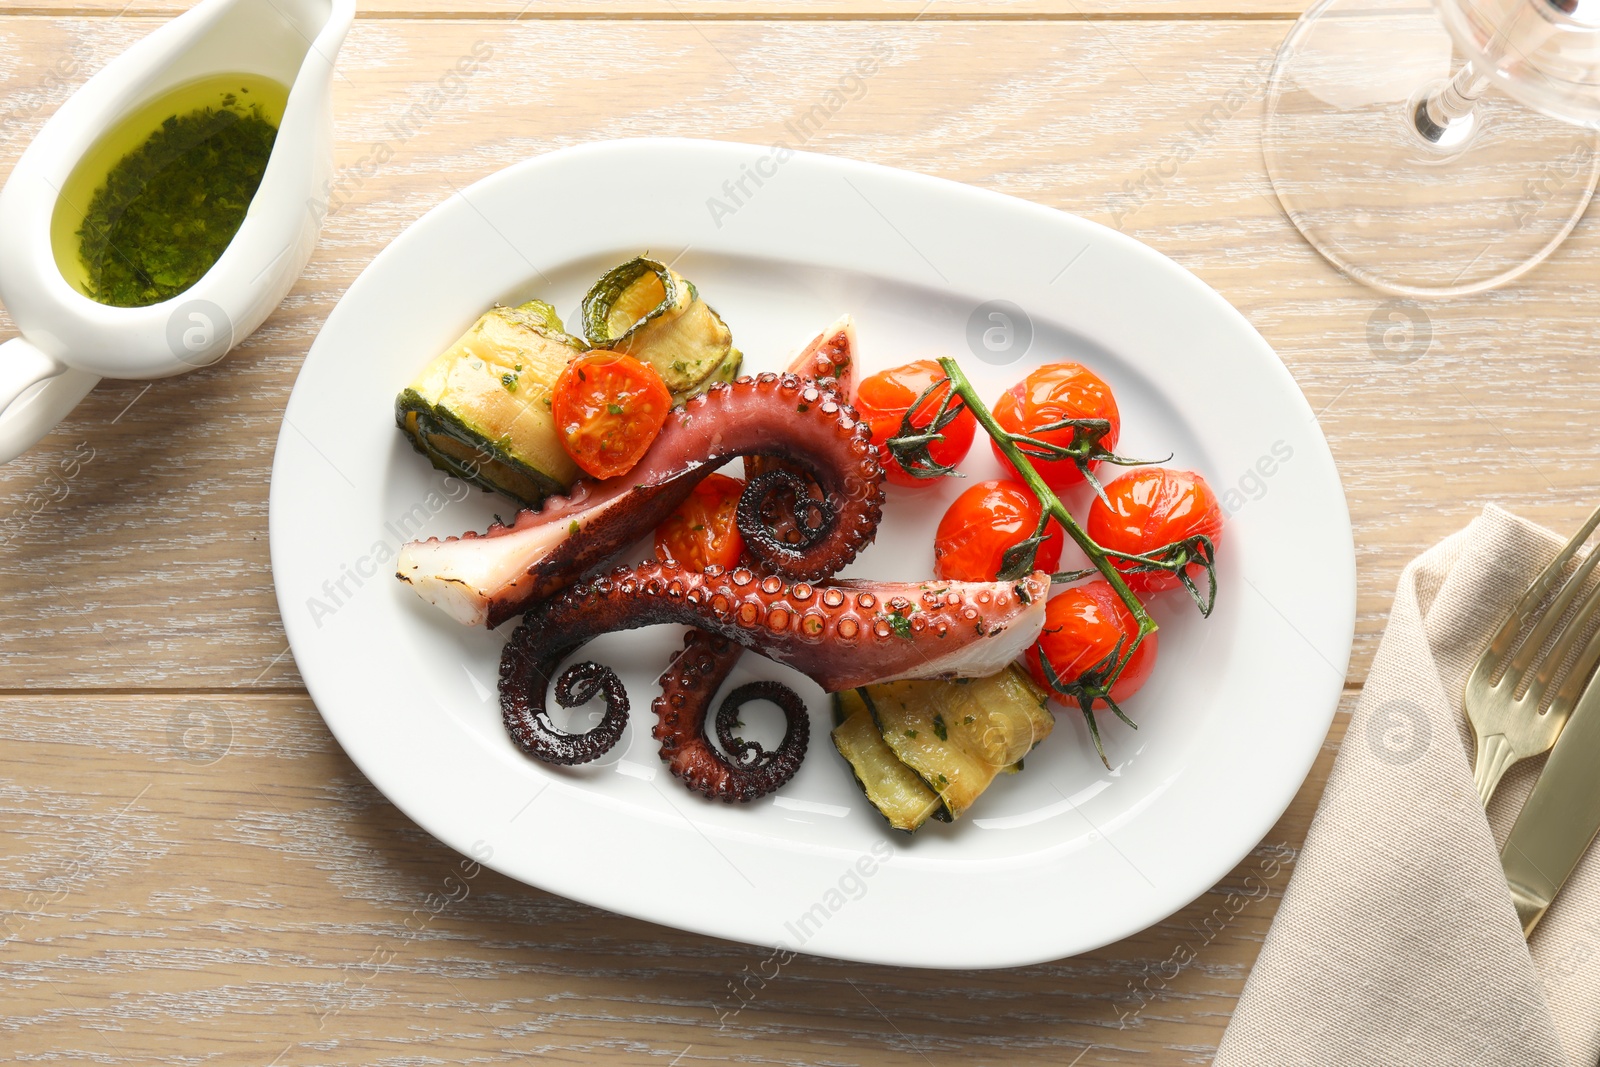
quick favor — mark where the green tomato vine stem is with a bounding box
[934,357,1156,678]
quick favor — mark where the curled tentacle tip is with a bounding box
[652,630,809,803]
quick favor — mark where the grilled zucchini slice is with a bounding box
[396,300,586,506]
[832,690,944,833]
[863,666,1053,822]
[581,257,741,400]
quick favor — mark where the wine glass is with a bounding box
[1264,0,1600,297]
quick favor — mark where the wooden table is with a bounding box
[3,1,1597,1062]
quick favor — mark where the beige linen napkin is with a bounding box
[1215,505,1600,1067]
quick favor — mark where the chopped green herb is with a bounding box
[606,403,625,415]
[79,102,279,307]
[888,613,913,639]
[932,713,948,742]
[568,520,579,535]
[903,729,918,739]
[500,372,518,392]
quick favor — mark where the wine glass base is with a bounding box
[1264,0,1600,298]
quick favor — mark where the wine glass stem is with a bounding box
[1414,61,1493,144]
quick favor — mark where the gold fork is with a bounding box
[1466,503,1600,808]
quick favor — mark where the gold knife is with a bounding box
[1501,666,1600,937]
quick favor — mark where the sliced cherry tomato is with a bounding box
[854,360,976,489]
[933,480,1064,582]
[1086,467,1223,600]
[1025,580,1157,711]
[553,351,672,479]
[991,362,1121,492]
[654,473,746,571]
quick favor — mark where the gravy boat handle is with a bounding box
[0,338,100,464]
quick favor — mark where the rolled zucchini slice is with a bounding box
[581,257,741,400]
[396,300,586,506]
[832,690,944,833]
[853,666,1054,824]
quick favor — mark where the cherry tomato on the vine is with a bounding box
[1086,468,1223,595]
[854,360,976,488]
[1025,580,1157,710]
[933,480,1064,583]
[553,351,672,479]
[991,362,1121,492]
[654,473,746,572]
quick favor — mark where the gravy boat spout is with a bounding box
[0,0,354,464]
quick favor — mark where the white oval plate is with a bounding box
[270,138,1354,969]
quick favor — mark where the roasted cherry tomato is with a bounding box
[1086,467,1223,596]
[654,473,746,571]
[991,362,1121,492]
[553,351,672,479]
[854,360,976,488]
[933,480,1064,582]
[1025,580,1157,710]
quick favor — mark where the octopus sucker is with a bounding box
[498,561,1051,766]
[394,371,885,628]
[653,630,809,803]
[746,317,860,553]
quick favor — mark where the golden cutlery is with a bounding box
[1500,661,1600,936]
[1465,503,1600,807]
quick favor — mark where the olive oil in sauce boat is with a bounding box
[0,0,355,464]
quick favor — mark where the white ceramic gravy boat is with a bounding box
[0,0,354,464]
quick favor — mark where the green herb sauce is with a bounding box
[77,95,277,307]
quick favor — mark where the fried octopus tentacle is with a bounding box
[653,630,809,802]
[499,653,630,766]
[738,467,835,563]
[397,373,884,627]
[747,318,859,550]
[652,318,856,797]
[499,561,1049,765]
